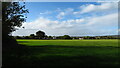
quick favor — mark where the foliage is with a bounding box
[2,2,29,36]
[36,30,46,39]
[30,34,35,39]
[30,34,35,37]
[62,35,72,39]
[2,2,28,48]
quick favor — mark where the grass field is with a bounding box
[17,39,118,47]
[3,39,120,68]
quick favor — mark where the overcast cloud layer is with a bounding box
[12,2,118,36]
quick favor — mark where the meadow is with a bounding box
[3,39,120,68]
[17,39,118,47]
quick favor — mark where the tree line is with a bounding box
[14,30,72,39]
[14,30,119,40]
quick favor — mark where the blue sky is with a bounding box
[25,2,101,22]
[24,0,119,2]
[12,2,118,36]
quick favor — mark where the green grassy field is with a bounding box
[3,39,120,68]
[17,39,118,47]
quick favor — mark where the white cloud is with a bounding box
[65,8,74,13]
[56,2,118,19]
[57,12,65,19]
[12,12,118,36]
[74,2,118,15]
[57,8,74,19]
[75,19,85,23]
[87,13,118,27]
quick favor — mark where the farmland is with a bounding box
[3,39,120,68]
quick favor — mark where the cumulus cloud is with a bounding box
[87,13,118,27]
[12,12,118,36]
[57,2,118,19]
[74,2,118,15]
[12,2,118,36]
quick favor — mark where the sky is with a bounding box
[12,2,118,36]
[22,0,120,2]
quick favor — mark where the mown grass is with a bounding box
[3,39,120,68]
[17,39,118,47]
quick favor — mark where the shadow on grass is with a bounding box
[2,45,120,68]
[28,45,119,48]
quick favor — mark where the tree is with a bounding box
[30,34,35,39]
[62,35,72,39]
[14,36,22,39]
[36,30,46,39]
[30,34,35,36]
[2,2,28,48]
[84,36,90,39]
[2,2,28,36]
[48,36,53,39]
[24,36,30,39]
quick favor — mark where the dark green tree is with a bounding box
[62,35,72,39]
[2,2,28,48]
[30,34,35,39]
[48,36,53,39]
[84,36,90,39]
[2,2,28,35]
[36,30,46,39]
[14,36,22,39]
